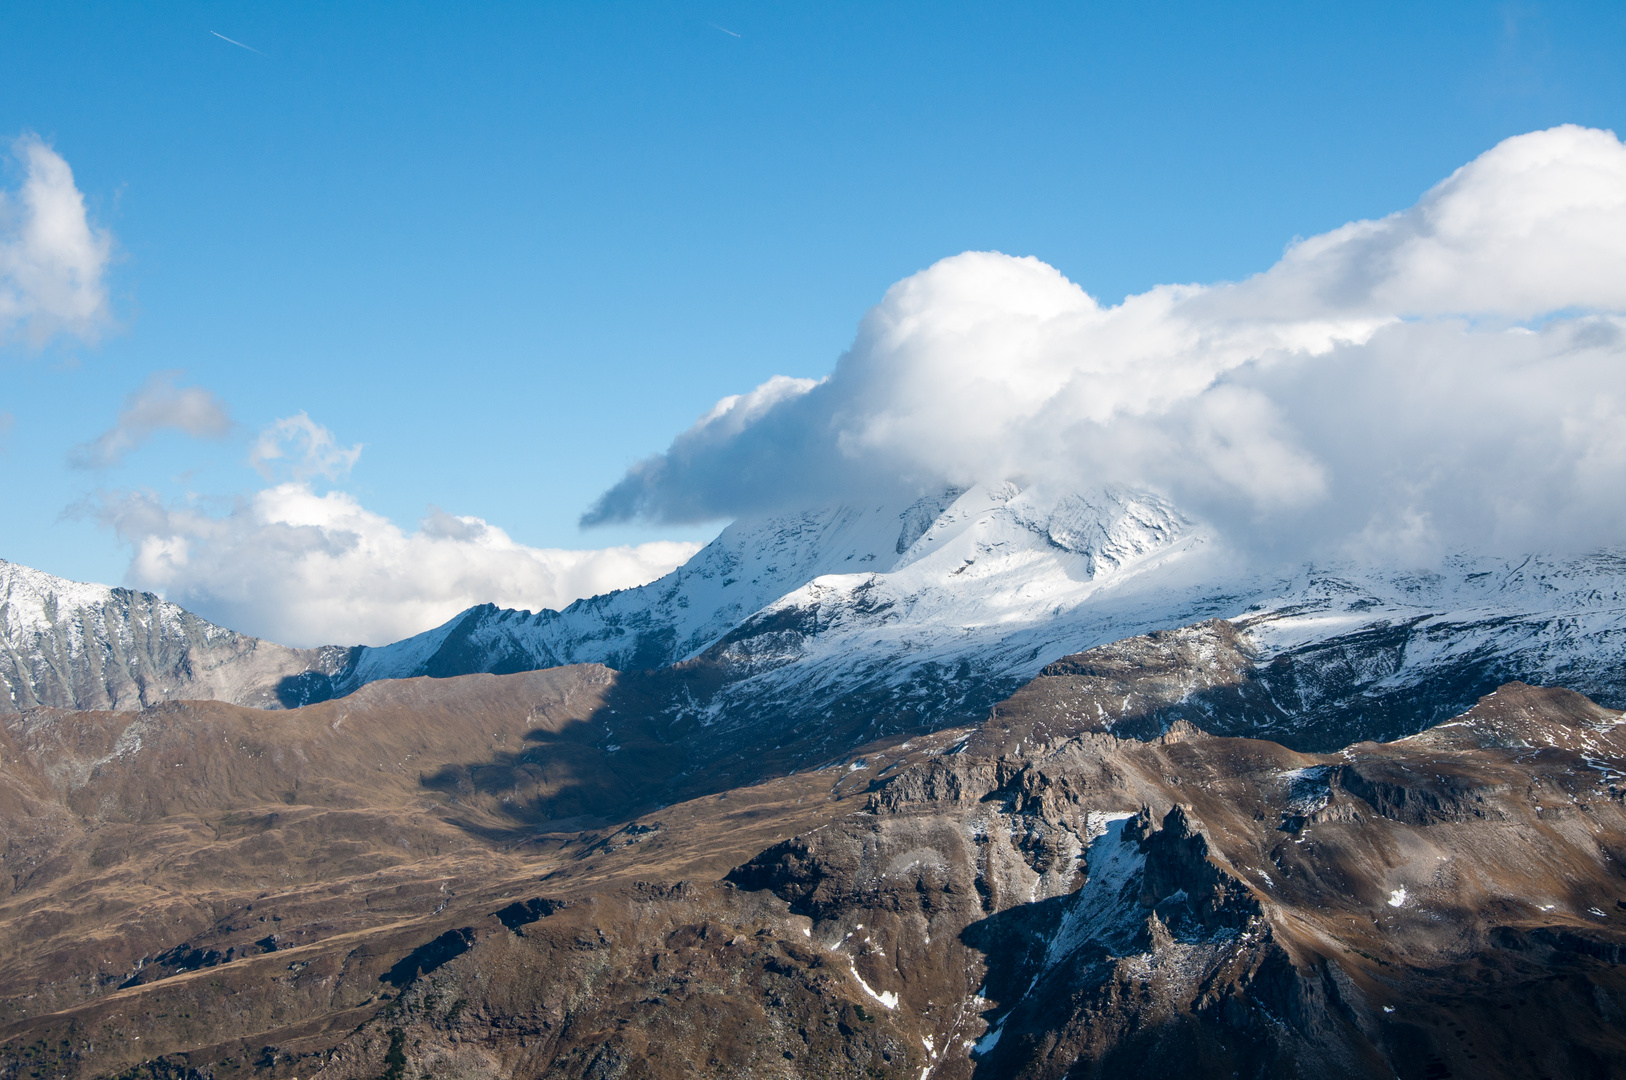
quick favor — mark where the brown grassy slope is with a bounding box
[72,677,1618,1080]
[0,663,905,1078]
[0,666,627,1022]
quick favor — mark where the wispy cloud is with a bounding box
[248,412,362,481]
[0,135,114,347]
[69,371,232,469]
[209,30,265,56]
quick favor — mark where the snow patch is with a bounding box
[972,1017,1005,1056]
[1039,813,1144,969]
[846,960,898,1010]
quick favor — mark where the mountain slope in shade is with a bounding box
[0,558,353,713]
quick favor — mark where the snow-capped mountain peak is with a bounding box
[0,558,348,712]
[334,482,1206,693]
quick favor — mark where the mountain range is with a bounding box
[9,483,1626,755]
[5,484,1626,1078]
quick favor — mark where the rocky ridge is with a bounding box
[0,559,352,714]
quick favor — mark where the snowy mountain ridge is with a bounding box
[0,558,350,713]
[6,483,1625,751]
[330,484,1626,749]
[333,482,1199,693]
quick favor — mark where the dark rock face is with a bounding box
[1331,760,1511,825]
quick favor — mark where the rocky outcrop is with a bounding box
[0,559,353,713]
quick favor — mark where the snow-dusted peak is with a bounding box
[667,495,936,606]
[0,557,348,713]
[337,490,995,686]
[4,559,113,640]
[337,483,1205,690]
[888,482,1191,577]
[2,559,188,652]
[707,483,1209,686]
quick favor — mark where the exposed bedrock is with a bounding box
[717,680,1626,1079]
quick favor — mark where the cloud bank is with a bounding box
[586,125,1626,563]
[70,372,232,468]
[0,135,113,347]
[99,415,701,646]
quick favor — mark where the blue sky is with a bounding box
[3,1,1625,642]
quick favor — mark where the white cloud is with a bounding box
[582,374,822,525]
[69,371,232,468]
[249,411,363,481]
[584,125,1626,563]
[0,135,113,346]
[98,479,701,647]
[89,412,702,645]
[1223,123,1626,321]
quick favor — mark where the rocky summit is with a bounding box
[3,600,1626,1078]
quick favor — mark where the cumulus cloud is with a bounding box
[87,412,702,645]
[0,135,113,346]
[96,478,701,647]
[582,374,824,525]
[584,125,1626,563]
[69,371,232,468]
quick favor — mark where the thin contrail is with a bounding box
[210,30,265,55]
[708,22,742,38]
